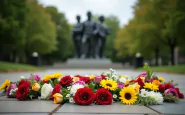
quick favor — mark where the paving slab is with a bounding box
[0,100,59,113]
[150,101,185,114]
[0,113,48,115]
[53,114,146,115]
[56,103,157,114]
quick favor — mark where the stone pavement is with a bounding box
[0,69,185,115]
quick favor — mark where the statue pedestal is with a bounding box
[63,58,121,69]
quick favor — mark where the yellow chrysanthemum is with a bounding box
[73,77,80,82]
[0,79,10,91]
[144,82,159,91]
[158,77,165,82]
[119,87,137,105]
[129,83,140,94]
[100,79,117,91]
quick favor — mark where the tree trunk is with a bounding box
[170,45,175,65]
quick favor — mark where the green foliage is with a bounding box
[0,61,43,72]
[26,1,57,56]
[135,96,157,106]
[136,64,185,74]
[163,94,179,102]
[143,63,153,79]
[44,6,73,62]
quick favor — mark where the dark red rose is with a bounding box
[95,88,112,105]
[18,80,28,86]
[16,81,30,100]
[60,75,72,87]
[175,88,184,99]
[50,84,61,99]
[165,83,174,89]
[43,80,49,84]
[101,74,107,80]
[159,84,166,92]
[79,77,91,84]
[74,87,95,105]
[136,77,144,89]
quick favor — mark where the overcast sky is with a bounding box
[38,0,137,27]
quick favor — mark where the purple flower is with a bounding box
[118,82,124,89]
[6,83,17,98]
[28,74,41,82]
[73,80,85,85]
[94,76,102,84]
[164,88,179,98]
[137,72,147,78]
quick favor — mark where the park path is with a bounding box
[0,69,185,115]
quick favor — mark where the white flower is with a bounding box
[20,76,25,80]
[70,84,84,96]
[140,89,149,97]
[41,84,53,100]
[113,94,117,99]
[66,94,70,98]
[119,77,127,84]
[148,91,163,104]
[69,97,75,103]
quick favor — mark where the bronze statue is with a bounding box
[94,16,110,58]
[72,15,83,58]
[81,11,96,59]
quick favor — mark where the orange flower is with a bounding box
[152,80,161,86]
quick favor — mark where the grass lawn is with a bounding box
[136,65,185,74]
[0,61,44,72]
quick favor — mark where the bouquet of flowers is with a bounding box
[0,64,184,105]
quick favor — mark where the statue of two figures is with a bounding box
[72,11,110,59]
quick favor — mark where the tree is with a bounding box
[25,1,57,63]
[0,0,29,62]
[45,6,73,62]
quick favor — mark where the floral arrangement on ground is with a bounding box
[0,64,184,105]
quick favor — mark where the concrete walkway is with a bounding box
[0,69,185,115]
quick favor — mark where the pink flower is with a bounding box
[6,83,17,97]
[94,76,102,84]
[28,74,41,82]
[118,82,124,88]
[164,88,179,98]
[72,80,85,85]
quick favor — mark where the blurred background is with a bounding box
[0,0,185,73]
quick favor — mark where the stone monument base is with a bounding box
[52,58,123,69]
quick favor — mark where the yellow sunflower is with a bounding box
[119,87,137,105]
[129,83,140,94]
[100,79,117,91]
[0,79,10,91]
[158,77,165,82]
[43,73,62,81]
[143,82,159,91]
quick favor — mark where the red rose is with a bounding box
[50,84,61,99]
[16,81,30,100]
[79,77,91,84]
[18,80,28,86]
[60,75,72,87]
[95,88,112,105]
[101,74,107,80]
[175,88,184,99]
[43,80,49,84]
[136,77,144,89]
[74,87,95,105]
[165,83,174,89]
[159,84,166,92]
